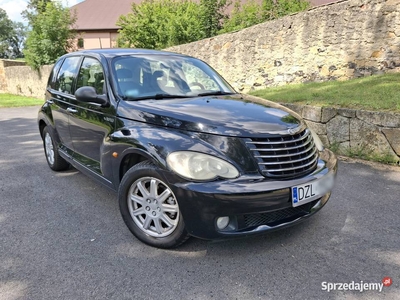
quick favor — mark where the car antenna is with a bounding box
[99,38,102,49]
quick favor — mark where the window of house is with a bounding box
[76,57,105,95]
[78,38,84,49]
[54,56,81,95]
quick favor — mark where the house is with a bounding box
[72,0,340,50]
[71,0,139,50]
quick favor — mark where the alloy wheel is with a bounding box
[127,177,180,238]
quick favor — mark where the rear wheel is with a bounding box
[42,127,69,171]
[119,161,189,248]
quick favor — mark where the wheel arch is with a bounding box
[38,119,47,138]
[118,149,163,183]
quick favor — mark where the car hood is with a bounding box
[117,94,305,137]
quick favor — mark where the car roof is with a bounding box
[64,48,191,59]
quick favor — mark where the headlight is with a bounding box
[166,151,239,181]
[309,128,325,151]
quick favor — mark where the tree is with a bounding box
[199,0,228,37]
[8,22,26,58]
[220,0,264,33]
[22,0,52,24]
[221,0,310,33]
[0,9,26,59]
[0,8,14,57]
[117,0,204,50]
[23,0,77,70]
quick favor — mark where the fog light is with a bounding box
[216,216,230,230]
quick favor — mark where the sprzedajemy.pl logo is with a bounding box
[322,277,393,293]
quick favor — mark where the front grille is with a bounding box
[246,128,318,179]
[243,200,318,228]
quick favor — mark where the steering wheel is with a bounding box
[189,82,205,91]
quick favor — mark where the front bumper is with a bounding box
[166,149,338,240]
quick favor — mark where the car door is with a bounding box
[46,56,82,157]
[68,56,117,178]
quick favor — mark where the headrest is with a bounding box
[116,68,132,79]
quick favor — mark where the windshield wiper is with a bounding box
[196,91,235,97]
[122,94,193,101]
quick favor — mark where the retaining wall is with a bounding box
[281,103,400,163]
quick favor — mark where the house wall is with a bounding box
[167,0,400,93]
[78,30,119,50]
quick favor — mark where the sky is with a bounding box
[0,0,84,23]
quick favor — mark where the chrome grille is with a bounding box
[246,129,318,179]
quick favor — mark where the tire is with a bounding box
[119,161,189,248]
[42,126,69,171]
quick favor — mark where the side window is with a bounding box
[76,57,105,95]
[54,56,81,95]
[48,58,64,90]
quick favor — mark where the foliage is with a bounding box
[220,0,264,33]
[0,9,26,59]
[22,0,52,24]
[199,0,228,37]
[221,0,310,33]
[117,0,227,49]
[23,0,77,70]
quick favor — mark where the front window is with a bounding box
[111,55,235,100]
[76,57,105,95]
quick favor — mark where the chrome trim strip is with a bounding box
[249,136,313,152]
[254,142,315,158]
[258,148,317,165]
[246,129,310,145]
[262,155,318,173]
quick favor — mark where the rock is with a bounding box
[357,110,400,128]
[302,105,322,122]
[350,118,399,160]
[321,107,337,123]
[337,108,356,118]
[382,128,400,156]
[280,103,304,116]
[327,115,350,143]
[305,120,327,135]
[319,134,330,147]
[336,141,350,155]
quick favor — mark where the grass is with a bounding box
[0,93,44,108]
[249,73,400,112]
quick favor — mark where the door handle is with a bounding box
[66,107,78,113]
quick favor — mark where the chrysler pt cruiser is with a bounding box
[38,49,337,248]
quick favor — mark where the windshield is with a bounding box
[111,54,236,100]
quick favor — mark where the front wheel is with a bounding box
[118,161,189,248]
[42,126,69,171]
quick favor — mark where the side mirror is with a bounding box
[75,86,109,107]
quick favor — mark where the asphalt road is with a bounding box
[0,106,399,300]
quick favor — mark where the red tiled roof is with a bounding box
[72,0,140,31]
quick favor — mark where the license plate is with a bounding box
[292,174,334,207]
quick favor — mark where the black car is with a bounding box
[38,49,337,248]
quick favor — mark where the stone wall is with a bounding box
[281,103,400,163]
[0,60,28,92]
[0,61,52,99]
[167,0,400,92]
